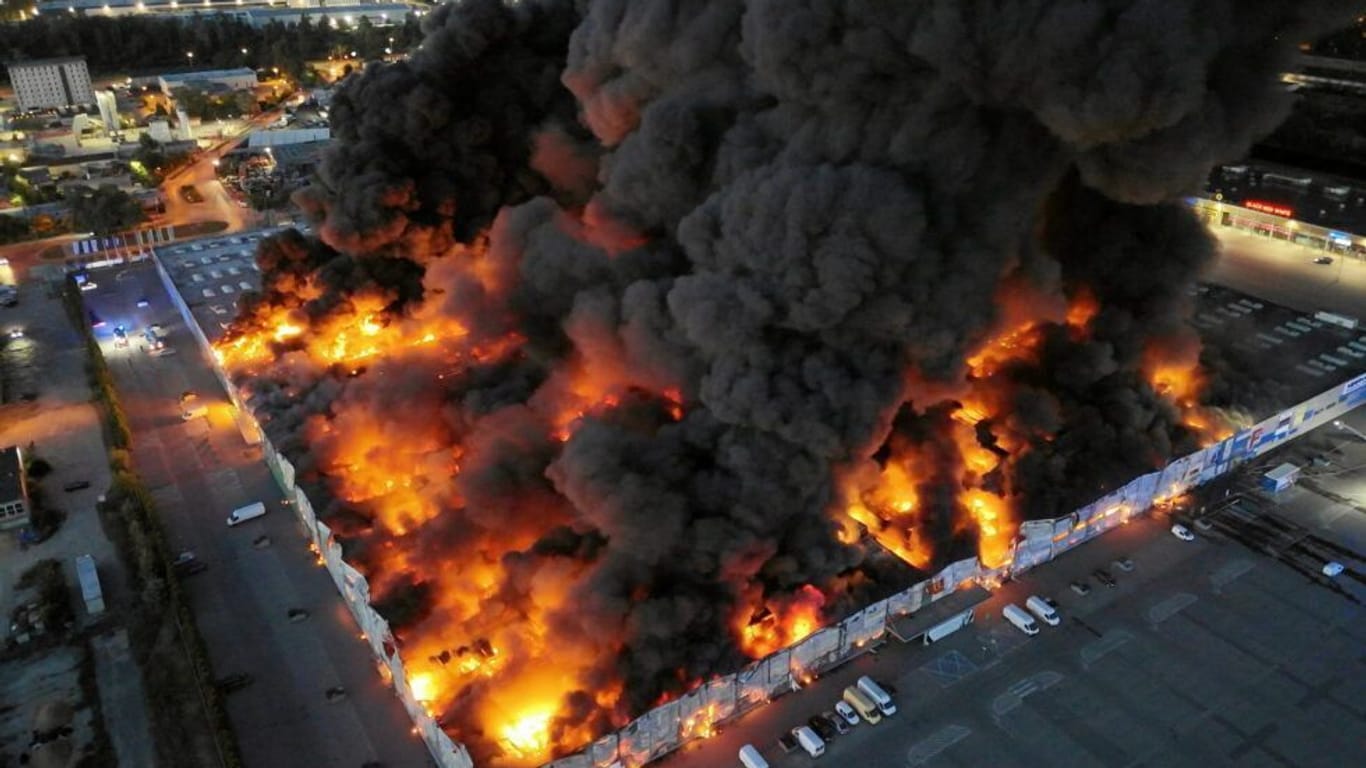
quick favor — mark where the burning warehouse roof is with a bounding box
[212,0,1354,764]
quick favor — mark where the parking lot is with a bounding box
[668,412,1365,768]
[76,246,432,768]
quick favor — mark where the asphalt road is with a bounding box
[78,261,434,768]
[1204,227,1366,318]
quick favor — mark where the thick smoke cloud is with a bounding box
[225,0,1354,762]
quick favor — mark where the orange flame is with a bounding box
[736,584,825,659]
[1142,338,1231,444]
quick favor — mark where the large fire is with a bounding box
[215,238,1231,763]
[1143,338,1233,444]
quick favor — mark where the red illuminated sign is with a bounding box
[1243,200,1293,217]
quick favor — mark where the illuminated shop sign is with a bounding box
[1243,200,1293,217]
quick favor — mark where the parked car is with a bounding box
[808,715,837,741]
[1113,556,1135,572]
[1070,580,1091,596]
[172,550,197,567]
[823,711,849,735]
[777,733,798,754]
[175,560,207,576]
[216,673,253,693]
[136,296,150,308]
[834,700,860,727]
[1170,524,1196,541]
[1322,561,1345,577]
[1313,256,1333,265]
[62,480,91,492]
[1092,568,1117,588]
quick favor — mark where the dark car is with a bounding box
[1313,256,1333,265]
[216,673,253,693]
[808,715,838,741]
[62,480,91,492]
[824,711,850,735]
[777,733,798,753]
[1092,568,1117,588]
[175,560,207,576]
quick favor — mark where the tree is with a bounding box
[0,214,30,244]
[68,184,145,236]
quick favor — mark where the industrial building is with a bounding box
[140,228,1366,768]
[6,57,94,111]
[159,68,259,95]
[0,445,31,531]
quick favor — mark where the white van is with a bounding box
[226,501,267,527]
[738,744,769,768]
[1025,595,1061,626]
[1003,603,1040,636]
[855,676,897,716]
[791,726,825,758]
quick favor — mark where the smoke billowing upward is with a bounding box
[217,0,1353,763]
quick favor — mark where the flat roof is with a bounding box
[156,227,302,344]
[161,68,257,83]
[0,445,23,502]
[887,584,991,641]
[7,57,86,69]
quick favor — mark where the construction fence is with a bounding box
[150,247,1364,768]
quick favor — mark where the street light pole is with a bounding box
[1332,420,1366,442]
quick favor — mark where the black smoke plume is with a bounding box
[227,0,1354,762]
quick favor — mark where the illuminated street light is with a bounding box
[187,51,195,62]
[1334,420,1366,442]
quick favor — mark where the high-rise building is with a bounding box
[95,89,120,134]
[6,57,94,111]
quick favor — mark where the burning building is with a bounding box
[210,1,1353,765]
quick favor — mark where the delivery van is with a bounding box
[226,501,267,527]
[1025,595,1061,626]
[738,744,769,768]
[1003,603,1040,635]
[791,726,824,758]
[842,685,882,724]
[856,675,897,716]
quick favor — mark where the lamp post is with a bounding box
[1333,420,1366,442]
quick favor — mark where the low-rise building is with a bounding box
[159,68,259,96]
[0,445,32,531]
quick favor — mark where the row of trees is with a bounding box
[0,182,146,243]
[0,12,426,80]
